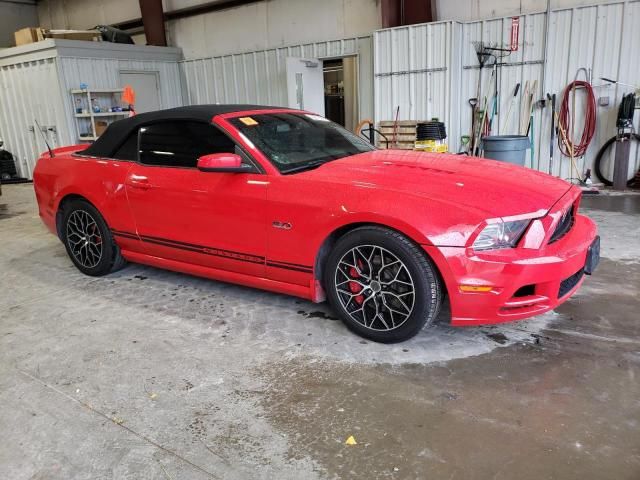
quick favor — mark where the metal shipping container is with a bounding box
[0,39,184,179]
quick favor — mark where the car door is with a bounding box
[124,120,268,277]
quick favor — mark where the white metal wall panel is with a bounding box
[588,1,637,182]
[374,0,640,180]
[459,13,545,166]
[57,57,184,144]
[538,2,631,179]
[374,22,456,127]
[0,58,68,179]
[180,36,374,123]
[0,42,185,179]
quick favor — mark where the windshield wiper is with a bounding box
[282,159,328,174]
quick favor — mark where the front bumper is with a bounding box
[425,210,598,327]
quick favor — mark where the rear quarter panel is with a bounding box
[33,149,136,237]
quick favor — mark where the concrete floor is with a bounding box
[1,183,639,480]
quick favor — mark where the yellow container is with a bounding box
[415,139,448,153]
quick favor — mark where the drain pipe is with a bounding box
[139,0,167,46]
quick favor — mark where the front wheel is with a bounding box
[324,226,442,343]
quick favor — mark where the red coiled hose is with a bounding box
[557,80,597,158]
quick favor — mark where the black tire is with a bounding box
[593,133,640,187]
[324,226,442,343]
[60,199,126,276]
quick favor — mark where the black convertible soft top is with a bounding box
[82,104,282,158]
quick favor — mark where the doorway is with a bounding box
[323,57,358,132]
[119,71,162,113]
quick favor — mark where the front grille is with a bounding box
[549,205,575,244]
[558,268,584,298]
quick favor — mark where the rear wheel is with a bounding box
[324,226,442,343]
[61,199,126,276]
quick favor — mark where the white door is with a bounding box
[119,71,162,113]
[285,57,325,116]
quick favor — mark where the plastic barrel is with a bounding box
[481,135,530,166]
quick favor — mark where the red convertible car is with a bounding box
[33,105,599,342]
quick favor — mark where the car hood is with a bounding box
[302,150,572,218]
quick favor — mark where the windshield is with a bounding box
[229,112,375,174]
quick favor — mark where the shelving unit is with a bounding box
[70,88,128,141]
[74,112,129,118]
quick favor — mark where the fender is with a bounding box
[316,210,435,250]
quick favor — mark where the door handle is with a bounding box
[127,175,151,189]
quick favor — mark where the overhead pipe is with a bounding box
[139,0,167,46]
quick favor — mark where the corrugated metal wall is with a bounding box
[0,48,184,179]
[374,21,460,132]
[375,0,640,179]
[457,13,548,172]
[57,57,184,150]
[0,57,68,179]
[180,36,374,123]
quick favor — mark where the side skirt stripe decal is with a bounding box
[112,229,312,272]
[112,230,138,240]
[266,261,313,273]
[141,237,265,265]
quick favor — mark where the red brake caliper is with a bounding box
[91,225,102,245]
[349,262,365,305]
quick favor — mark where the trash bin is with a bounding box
[481,135,530,166]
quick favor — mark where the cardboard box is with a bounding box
[95,121,109,137]
[44,30,101,42]
[14,27,45,46]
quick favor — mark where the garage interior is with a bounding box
[1,0,639,479]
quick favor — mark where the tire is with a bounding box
[324,226,442,343]
[593,133,640,187]
[60,199,126,276]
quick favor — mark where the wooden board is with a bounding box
[378,120,424,127]
[378,134,416,142]
[377,141,415,150]
[378,127,417,135]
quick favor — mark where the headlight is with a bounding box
[472,220,530,251]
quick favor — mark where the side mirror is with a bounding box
[197,153,253,173]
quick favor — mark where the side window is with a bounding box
[138,121,237,168]
[111,131,139,160]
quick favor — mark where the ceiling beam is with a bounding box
[113,0,262,32]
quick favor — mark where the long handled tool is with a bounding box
[521,80,538,135]
[502,83,520,134]
[391,106,400,147]
[488,63,499,133]
[547,93,556,175]
[554,109,582,179]
[468,97,478,153]
[529,113,535,169]
[472,67,497,155]
[519,81,530,135]
[474,100,490,155]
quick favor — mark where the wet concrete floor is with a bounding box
[1,184,639,479]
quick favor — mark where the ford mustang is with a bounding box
[33,105,599,343]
